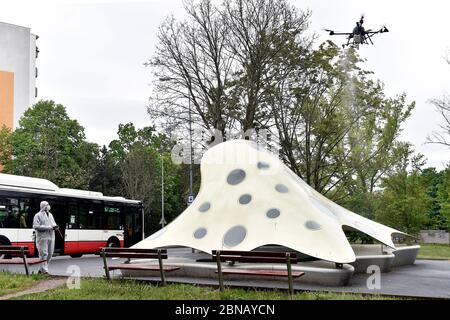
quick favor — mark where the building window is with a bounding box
[35,67,38,78]
[35,87,38,98]
[35,47,39,59]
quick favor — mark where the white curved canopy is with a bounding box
[134,140,405,263]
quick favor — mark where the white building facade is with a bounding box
[0,21,38,130]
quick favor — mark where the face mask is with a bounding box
[46,205,51,212]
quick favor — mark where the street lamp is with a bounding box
[159,77,194,206]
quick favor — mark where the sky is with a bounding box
[0,0,449,169]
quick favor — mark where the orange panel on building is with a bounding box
[0,70,14,172]
[0,70,14,130]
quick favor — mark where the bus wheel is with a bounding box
[0,236,11,259]
[70,254,83,258]
[106,237,120,248]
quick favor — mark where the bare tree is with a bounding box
[222,0,310,132]
[121,146,158,213]
[148,0,235,140]
[428,94,450,148]
[427,55,450,148]
[147,0,310,140]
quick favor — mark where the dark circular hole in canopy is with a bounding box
[223,226,247,247]
[199,202,211,213]
[239,194,252,205]
[266,209,281,219]
[227,169,246,186]
[194,228,207,239]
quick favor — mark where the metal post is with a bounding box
[286,253,293,295]
[161,156,165,228]
[158,249,166,286]
[216,251,224,292]
[141,207,145,241]
[21,247,29,276]
[101,249,111,281]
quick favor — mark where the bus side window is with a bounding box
[103,205,122,230]
[67,204,78,229]
[79,203,102,229]
[0,197,19,228]
[19,198,32,228]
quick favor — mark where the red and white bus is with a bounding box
[0,173,144,257]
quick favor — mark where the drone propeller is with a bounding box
[323,29,335,35]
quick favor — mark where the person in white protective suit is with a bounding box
[33,201,59,274]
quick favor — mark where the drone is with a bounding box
[324,15,389,49]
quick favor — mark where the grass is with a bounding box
[0,272,45,297]
[417,244,450,260]
[15,277,398,300]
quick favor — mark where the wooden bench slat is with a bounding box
[0,245,28,249]
[214,256,297,264]
[108,264,180,272]
[0,250,28,254]
[102,248,167,254]
[0,259,27,265]
[219,269,305,278]
[26,258,47,265]
[0,258,46,265]
[103,253,168,259]
[212,250,297,259]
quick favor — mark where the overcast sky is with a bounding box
[1,0,449,169]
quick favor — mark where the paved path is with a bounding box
[0,277,67,300]
[2,249,450,299]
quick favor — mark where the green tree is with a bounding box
[89,145,123,196]
[271,42,415,203]
[419,168,447,229]
[107,123,182,235]
[375,158,431,235]
[436,167,450,230]
[4,100,99,189]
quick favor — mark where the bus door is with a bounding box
[46,198,66,254]
[124,210,133,247]
[124,205,143,247]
